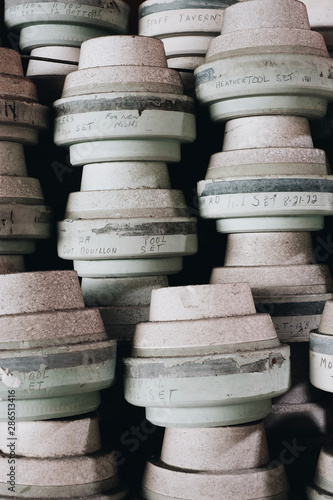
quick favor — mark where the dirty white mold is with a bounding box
[5,0,130,82]
[138,0,240,89]
[0,271,116,421]
[198,116,333,233]
[142,421,289,499]
[302,0,333,50]
[58,188,197,276]
[124,282,290,427]
[0,47,48,144]
[194,0,333,121]
[211,232,333,343]
[0,414,127,498]
[307,445,333,499]
[54,36,196,164]
[82,276,168,346]
[310,300,333,393]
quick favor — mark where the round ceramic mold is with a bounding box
[0,271,116,420]
[0,48,48,144]
[194,0,333,120]
[53,36,196,164]
[57,190,197,266]
[307,446,333,499]
[124,283,291,427]
[212,232,333,343]
[310,300,333,393]
[198,115,333,232]
[142,422,289,500]
[5,0,130,51]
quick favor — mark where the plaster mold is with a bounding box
[5,0,130,81]
[211,232,333,342]
[0,271,116,420]
[195,0,333,120]
[124,283,290,427]
[198,116,333,233]
[142,422,289,499]
[54,36,196,164]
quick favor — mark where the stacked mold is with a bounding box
[4,0,130,99]
[123,282,291,499]
[54,35,197,353]
[0,271,124,498]
[194,0,333,495]
[0,46,124,498]
[0,47,50,262]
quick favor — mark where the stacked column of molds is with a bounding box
[0,414,127,498]
[54,35,197,343]
[193,2,333,492]
[4,0,130,98]
[195,0,333,231]
[0,270,116,420]
[124,283,290,427]
[138,0,241,90]
[0,47,50,258]
[124,283,290,498]
[212,232,333,432]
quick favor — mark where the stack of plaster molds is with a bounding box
[0,270,116,420]
[212,232,333,434]
[4,0,130,99]
[212,232,333,343]
[54,35,197,346]
[124,283,291,498]
[0,47,50,260]
[138,0,242,90]
[194,1,333,490]
[0,414,127,499]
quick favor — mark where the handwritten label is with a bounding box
[126,378,178,402]
[139,9,223,35]
[310,351,333,391]
[141,236,167,254]
[6,2,125,23]
[199,192,329,215]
